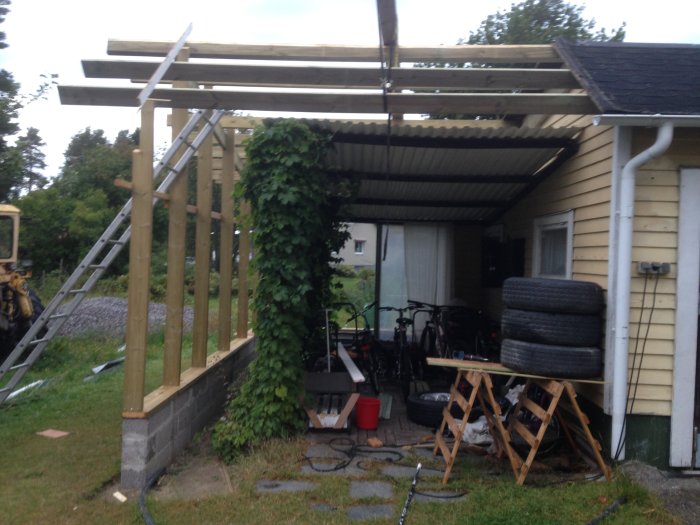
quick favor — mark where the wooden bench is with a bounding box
[304,342,365,430]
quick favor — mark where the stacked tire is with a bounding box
[500,277,604,379]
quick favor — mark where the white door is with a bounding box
[671,168,700,467]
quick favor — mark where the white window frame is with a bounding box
[532,210,574,279]
[353,240,366,255]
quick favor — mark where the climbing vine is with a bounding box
[213,120,352,460]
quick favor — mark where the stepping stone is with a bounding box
[311,503,337,513]
[412,447,437,459]
[355,447,406,462]
[349,480,393,499]
[414,491,468,503]
[347,504,394,521]
[255,480,316,493]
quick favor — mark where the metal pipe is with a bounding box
[610,121,674,460]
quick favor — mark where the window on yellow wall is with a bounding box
[533,210,573,279]
[354,240,365,255]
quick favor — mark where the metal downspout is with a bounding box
[611,121,674,460]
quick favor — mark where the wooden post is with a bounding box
[163,48,190,386]
[217,130,234,350]
[236,199,250,338]
[123,101,154,413]
[191,117,213,367]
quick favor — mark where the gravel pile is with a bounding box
[56,296,194,338]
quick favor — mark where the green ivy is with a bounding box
[213,120,352,460]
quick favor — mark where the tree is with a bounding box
[0,0,20,197]
[465,0,625,46]
[419,0,625,119]
[54,128,134,208]
[14,127,48,193]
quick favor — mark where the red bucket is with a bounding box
[355,396,381,430]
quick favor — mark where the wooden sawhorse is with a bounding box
[304,343,365,430]
[428,358,612,485]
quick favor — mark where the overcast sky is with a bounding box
[1,0,699,177]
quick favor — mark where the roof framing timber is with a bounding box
[82,60,579,90]
[106,40,563,64]
[58,86,596,115]
[340,171,535,184]
[376,0,398,48]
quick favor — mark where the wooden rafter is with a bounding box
[107,40,562,64]
[376,0,398,48]
[58,86,596,115]
[82,60,579,90]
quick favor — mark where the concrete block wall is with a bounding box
[120,338,256,489]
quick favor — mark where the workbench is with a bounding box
[427,357,612,485]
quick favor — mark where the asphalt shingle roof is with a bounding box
[555,39,700,115]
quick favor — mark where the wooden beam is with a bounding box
[122,101,155,413]
[343,171,533,184]
[82,60,579,90]
[218,130,235,352]
[220,115,510,130]
[59,85,597,115]
[191,115,213,369]
[376,0,398,48]
[163,51,191,387]
[354,197,509,207]
[107,40,562,64]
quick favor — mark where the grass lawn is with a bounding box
[0,331,684,525]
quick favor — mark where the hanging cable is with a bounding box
[613,270,660,461]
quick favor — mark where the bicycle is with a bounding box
[410,299,499,362]
[378,304,425,396]
[408,300,450,360]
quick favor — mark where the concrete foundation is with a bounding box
[120,337,256,489]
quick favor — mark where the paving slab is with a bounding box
[414,491,468,504]
[347,504,395,521]
[349,480,393,499]
[311,503,338,513]
[255,480,317,493]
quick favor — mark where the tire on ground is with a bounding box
[502,277,604,314]
[500,338,602,379]
[501,308,601,347]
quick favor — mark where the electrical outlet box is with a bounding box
[638,261,671,275]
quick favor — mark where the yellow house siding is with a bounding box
[622,128,700,417]
[495,124,614,407]
[489,125,699,416]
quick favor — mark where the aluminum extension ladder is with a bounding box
[0,108,226,404]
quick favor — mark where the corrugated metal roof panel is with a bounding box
[309,119,583,223]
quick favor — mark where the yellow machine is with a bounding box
[0,204,42,361]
